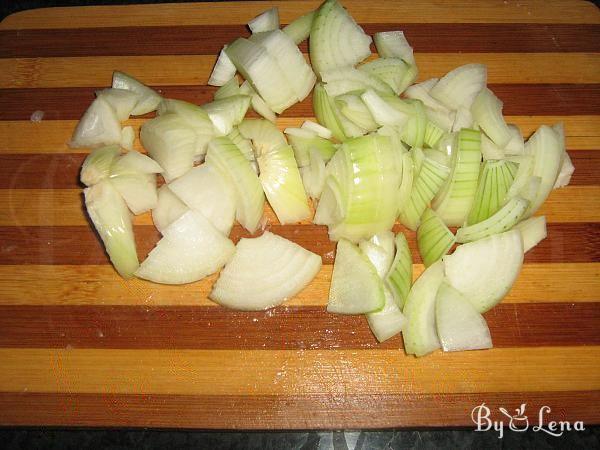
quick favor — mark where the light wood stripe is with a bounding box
[2,0,598,29]
[0,263,595,307]
[1,53,598,88]
[1,116,598,155]
[0,347,598,395]
[1,186,596,226]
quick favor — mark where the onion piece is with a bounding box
[301,120,332,139]
[309,0,372,76]
[467,160,517,225]
[140,113,197,182]
[335,93,378,132]
[313,176,345,225]
[152,185,188,234]
[210,231,322,310]
[208,47,237,87]
[322,66,393,97]
[285,127,337,167]
[135,210,235,285]
[258,144,311,224]
[239,80,277,122]
[430,64,487,110]
[471,88,512,148]
[248,7,279,33]
[327,239,385,314]
[109,173,157,215]
[202,95,251,135]
[361,89,409,128]
[70,97,122,148]
[111,150,163,175]
[359,58,410,95]
[238,118,287,156]
[112,71,161,115]
[213,77,241,100]
[84,180,139,278]
[385,233,412,310]
[95,88,139,121]
[313,82,347,142]
[168,164,236,235]
[283,10,315,44]
[402,260,444,356]
[206,136,265,233]
[374,31,415,65]
[397,152,413,212]
[227,127,255,162]
[301,148,327,200]
[80,145,120,186]
[443,229,524,313]
[250,29,316,102]
[553,151,574,189]
[513,215,547,252]
[120,126,135,151]
[225,38,297,114]
[417,208,455,267]
[435,282,492,352]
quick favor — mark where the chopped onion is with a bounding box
[467,159,517,225]
[385,232,412,309]
[111,150,163,175]
[430,64,487,110]
[152,185,188,234]
[135,210,235,284]
[227,127,255,162]
[513,215,547,252]
[322,66,393,97]
[309,0,372,76]
[239,80,277,122]
[471,88,512,148]
[70,97,122,148]
[361,89,409,128]
[238,118,287,156]
[417,208,455,267]
[84,180,139,278]
[452,106,474,132]
[120,126,135,151]
[359,58,410,95]
[213,77,241,100]
[301,148,327,199]
[435,282,492,352]
[206,136,265,233]
[283,10,315,44]
[327,239,385,314]
[313,82,347,141]
[208,47,237,87]
[95,88,139,121]
[553,152,574,189]
[168,164,236,235]
[80,145,120,186]
[374,31,415,65]
[335,93,378,132]
[211,231,322,310]
[202,95,251,135]
[285,127,336,167]
[110,173,157,215]
[443,230,524,313]
[248,7,280,33]
[402,261,444,356]
[112,71,161,115]
[301,120,332,139]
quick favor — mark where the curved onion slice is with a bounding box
[239,80,277,122]
[84,180,139,278]
[111,151,163,175]
[285,127,337,167]
[301,120,332,139]
[70,97,122,148]
[374,31,415,65]
[168,164,236,235]
[206,136,265,233]
[435,282,492,352]
[430,64,487,110]
[208,47,237,87]
[80,145,120,186]
[120,126,135,151]
[210,231,322,310]
[327,239,385,314]
[248,7,279,33]
[202,95,251,135]
[335,93,378,132]
[110,173,157,215]
[214,78,241,100]
[283,10,316,44]
[467,159,517,225]
[309,0,372,76]
[313,82,347,142]
[402,260,444,356]
[359,58,410,95]
[238,119,286,156]
[514,215,547,252]
[95,88,139,121]
[443,229,524,313]
[136,210,235,284]
[112,71,161,115]
[152,185,188,234]
[385,233,412,310]
[471,88,512,148]
[417,208,455,267]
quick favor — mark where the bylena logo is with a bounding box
[471,403,585,439]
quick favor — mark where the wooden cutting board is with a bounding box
[0,0,598,430]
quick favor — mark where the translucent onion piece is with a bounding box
[112,71,161,115]
[227,127,255,162]
[238,118,287,156]
[513,215,547,252]
[301,148,327,200]
[248,7,280,33]
[359,58,410,95]
[120,126,135,151]
[239,80,277,122]
[283,10,315,44]
[225,38,297,114]
[435,282,492,352]
[361,89,409,128]
[504,124,525,156]
[313,82,347,142]
[401,100,428,148]
[480,133,506,160]
[417,208,455,267]
[374,31,415,65]
[152,185,188,234]
[95,88,139,121]
[430,64,487,110]
[111,150,163,175]
[402,261,444,356]
[471,88,512,148]
[202,95,251,135]
[309,0,372,76]
[211,231,322,310]
[327,239,385,314]
[467,159,517,225]
[452,107,474,132]
[335,93,378,132]
[206,136,265,233]
[135,210,235,284]
[313,176,345,225]
[258,144,311,224]
[424,122,444,148]
[301,120,332,139]
[285,128,336,167]
[553,151,574,189]
[433,128,482,226]
[140,113,197,182]
[168,164,236,235]
[250,29,316,102]
[80,145,120,186]
[110,173,157,215]
[84,180,139,278]
[322,66,393,97]
[213,77,241,100]
[405,78,448,112]
[443,230,524,313]
[385,232,412,310]
[70,97,122,148]
[397,152,414,213]
[208,47,237,86]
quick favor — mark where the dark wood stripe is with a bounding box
[0,391,596,428]
[0,303,596,350]
[0,84,598,121]
[0,24,598,58]
[0,222,597,265]
[1,149,596,189]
